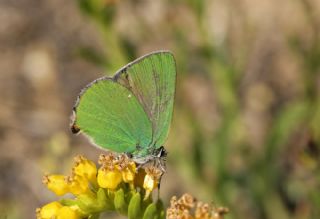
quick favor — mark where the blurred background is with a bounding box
[1,0,320,218]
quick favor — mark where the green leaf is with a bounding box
[97,188,114,211]
[59,199,78,206]
[76,194,96,214]
[88,213,100,219]
[128,193,142,219]
[155,199,165,219]
[114,188,128,215]
[142,203,157,219]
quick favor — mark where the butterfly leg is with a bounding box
[156,157,167,199]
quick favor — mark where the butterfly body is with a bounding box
[71,51,176,165]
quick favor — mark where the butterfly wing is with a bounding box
[114,51,176,149]
[71,78,152,153]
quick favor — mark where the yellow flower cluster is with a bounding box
[166,194,229,219]
[37,154,164,219]
[36,202,80,219]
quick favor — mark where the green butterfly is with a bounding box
[71,51,176,166]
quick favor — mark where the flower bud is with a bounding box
[57,206,80,219]
[97,168,122,190]
[128,193,142,219]
[36,201,62,219]
[42,175,69,196]
[66,175,90,195]
[73,155,97,184]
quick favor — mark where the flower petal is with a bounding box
[97,168,122,190]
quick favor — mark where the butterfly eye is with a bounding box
[71,124,80,134]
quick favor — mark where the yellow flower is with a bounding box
[97,167,122,190]
[122,163,136,189]
[36,201,62,219]
[72,155,97,184]
[56,206,80,219]
[66,175,90,195]
[98,153,116,167]
[42,175,69,196]
[143,167,162,199]
[36,202,80,219]
[117,154,136,184]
